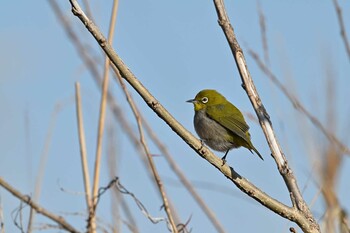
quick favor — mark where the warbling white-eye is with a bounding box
[187,89,263,162]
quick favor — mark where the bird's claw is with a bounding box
[199,139,206,150]
[221,154,228,166]
[221,150,229,166]
[221,158,227,166]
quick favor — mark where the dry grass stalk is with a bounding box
[91,1,119,231]
[142,119,227,233]
[105,121,140,233]
[49,2,181,230]
[27,103,64,233]
[111,66,178,232]
[74,82,93,232]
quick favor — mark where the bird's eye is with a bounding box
[201,97,208,104]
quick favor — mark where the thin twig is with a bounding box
[248,49,350,155]
[27,103,63,233]
[0,197,4,233]
[111,67,178,232]
[106,123,139,233]
[24,108,32,189]
[113,178,167,224]
[106,124,120,233]
[49,2,180,230]
[212,0,319,232]
[320,68,343,233]
[332,0,350,62]
[91,0,119,231]
[74,82,93,232]
[109,50,225,231]
[82,0,93,21]
[142,119,227,233]
[0,177,80,233]
[257,2,269,66]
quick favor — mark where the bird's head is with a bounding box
[186,89,226,111]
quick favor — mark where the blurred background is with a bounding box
[1,0,350,232]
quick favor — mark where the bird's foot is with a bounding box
[220,150,230,166]
[221,157,227,166]
[221,153,228,166]
[199,139,205,150]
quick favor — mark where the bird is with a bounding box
[187,89,263,163]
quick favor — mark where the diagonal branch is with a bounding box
[212,0,320,232]
[111,66,179,233]
[49,1,183,229]
[248,49,350,156]
[142,118,227,233]
[0,177,80,233]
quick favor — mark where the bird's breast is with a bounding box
[193,110,237,151]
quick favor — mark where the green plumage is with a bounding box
[187,89,263,161]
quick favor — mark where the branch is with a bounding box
[68,0,314,231]
[49,1,182,229]
[111,66,178,233]
[332,0,350,62]
[27,102,64,233]
[212,0,319,232]
[248,49,350,156]
[142,118,227,233]
[0,177,80,233]
[257,2,269,66]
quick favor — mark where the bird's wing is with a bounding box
[207,104,251,143]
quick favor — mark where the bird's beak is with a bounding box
[186,99,196,103]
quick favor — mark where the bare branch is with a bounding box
[332,0,350,62]
[257,2,269,66]
[110,66,178,232]
[81,0,93,21]
[0,197,4,233]
[248,49,350,155]
[49,2,181,230]
[212,0,319,232]
[142,119,227,233]
[0,177,80,233]
[27,102,66,233]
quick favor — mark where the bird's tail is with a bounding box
[250,146,264,160]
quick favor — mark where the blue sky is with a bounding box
[1,1,350,232]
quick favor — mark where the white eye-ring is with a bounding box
[201,97,208,104]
